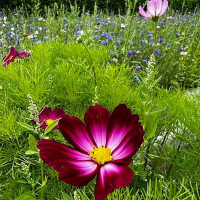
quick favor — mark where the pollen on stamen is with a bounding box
[89,145,113,165]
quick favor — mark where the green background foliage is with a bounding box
[0,0,199,13]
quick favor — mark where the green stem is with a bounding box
[153,22,157,55]
[82,42,97,87]
[40,160,44,200]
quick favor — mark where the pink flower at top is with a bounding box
[3,47,31,66]
[139,0,168,21]
[38,107,65,130]
[37,104,145,200]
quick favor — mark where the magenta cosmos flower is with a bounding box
[3,47,31,66]
[38,107,65,130]
[139,0,168,21]
[37,104,145,200]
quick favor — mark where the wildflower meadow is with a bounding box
[0,0,200,199]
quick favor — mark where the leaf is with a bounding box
[145,124,157,139]
[15,191,36,200]
[25,150,38,155]
[28,134,38,151]
[17,122,35,132]
[44,119,59,135]
[62,192,72,200]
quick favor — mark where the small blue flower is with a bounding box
[143,59,148,63]
[7,32,11,35]
[110,50,115,55]
[35,17,39,20]
[136,66,142,71]
[167,43,171,47]
[29,25,34,30]
[101,40,108,45]
[191,24,195,27]
[160,21,165,25]
[176,33,181,37]
[116,40,120,44]
[16,40,21,45]
[10,36,15,40]
[179,46,184,50]
[128,50,136,55]
[85,12,89,16]
[154,49,160,55]
[147,32,152,37]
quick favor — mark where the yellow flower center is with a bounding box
[45,119,54,126]
[89,145,113,165]
[9,55,14,60]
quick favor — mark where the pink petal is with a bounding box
[95,163,133,200]
[37,139,98,186]
[106,104,139,151]
[84,105,110,147]
[139,6,151,19]
[3,47,19,62]
[38,107,52,121]
[147,1,156,17]
[18,51,31,58]
[154,0,163,16]
[59,115,95,153]
[51,108,65,120]
[112,123,145,160]
[159,0,168,16]
[3,59,12,66]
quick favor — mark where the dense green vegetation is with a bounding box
[0,0,199,13]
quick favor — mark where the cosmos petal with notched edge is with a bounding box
[37,139,98,186]
[94,163,133,200]
[106,104,139,151]
[59,115,96,153]
[84,105,110,147]
[112,123,145,160]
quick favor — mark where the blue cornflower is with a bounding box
[110,50,115,55]
[10,36,15,40]
[167,43,171,47]
[176,33,181,37]
[16,40,21,45]
[116,40,120,44]
[147,32,152,37]
[7,31,11,35]
[160,21,165,25]
[35,17,39,20]
[179,46,183,50]
[154,49,160,55]
[136,66,142,71]
[101,40,108,45]
[29,25,34,30]
[143,59,148,63]
[128,51,136,55]
[158,36,165,43]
